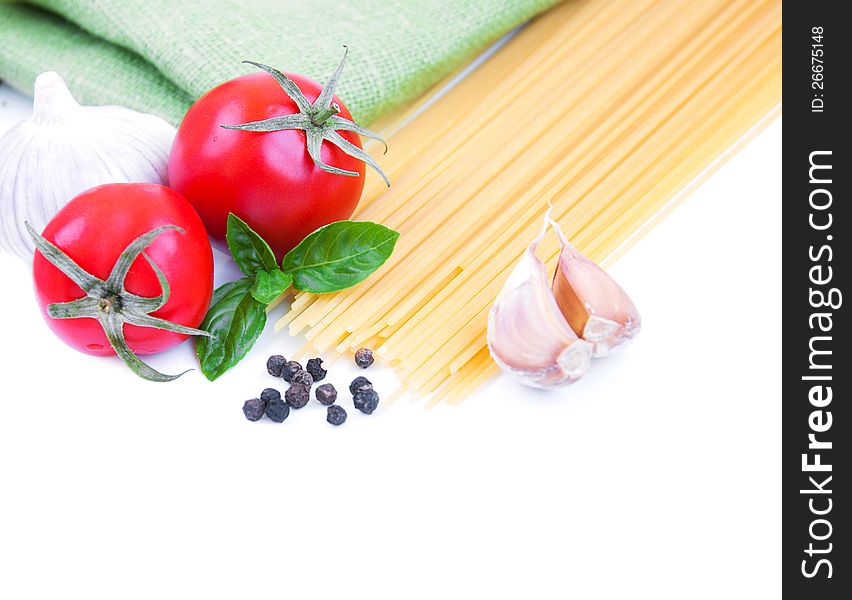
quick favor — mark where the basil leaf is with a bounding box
[196,278,267,381]
[251,269,292,304]
[282,221,400,293]
[226,214,278,276]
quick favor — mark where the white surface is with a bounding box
[0,81,781,599]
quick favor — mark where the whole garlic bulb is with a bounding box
[0,71,176,259]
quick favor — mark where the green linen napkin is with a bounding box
[0,0,560,126]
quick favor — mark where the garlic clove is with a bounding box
[550,219,641,357]
[0,72,176,259]
[487,219,592,388]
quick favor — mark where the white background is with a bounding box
[0,79,780,599]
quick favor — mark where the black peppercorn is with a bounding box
[353,389,379,415]
[285,384,311,409]
[354,347,374,368]
[281,360,303,382]
[265,398,290,423]
[315,383,338,405]
[349,376,372,395]
[242,398,266,421]
[305,357,327,381]
[266,355,287,377]
[326,405,347,426]
[291,369,313,388]
[260,388,281,404]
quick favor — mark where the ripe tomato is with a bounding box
[168,71,366,260]
[33,183,214,357]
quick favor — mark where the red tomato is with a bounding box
[168,71,366,259]
[33,184,214,356]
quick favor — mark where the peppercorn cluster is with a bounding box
[245,349,381,425]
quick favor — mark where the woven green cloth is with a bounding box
[0,0,559,126]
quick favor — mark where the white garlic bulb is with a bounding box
[550,218,641,357]
[487,216,593,388]
[0,71,176,259]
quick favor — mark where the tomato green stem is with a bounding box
[311,102,341,126]
[26,222,212,382]
[222,48,391,187]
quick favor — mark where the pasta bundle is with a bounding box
[275,0,782,405]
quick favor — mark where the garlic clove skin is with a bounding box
[487,223,592,388]
[550,219,641,357]
[0,72,176,259]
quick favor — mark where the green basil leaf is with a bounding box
[226,214,278,276]
[251,269,292,304]
[196,278,267,381]
[282,221,400,293]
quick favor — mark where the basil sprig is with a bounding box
[196,278,267,381]
[252,269,293,304]
[226,214,278,276]
[283,221,400,293]
[196,215,399,380]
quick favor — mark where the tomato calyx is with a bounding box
[221,47,391,186]
[26,222,213,382]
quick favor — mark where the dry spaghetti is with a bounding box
[274,0,782,405]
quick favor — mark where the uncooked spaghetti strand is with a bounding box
[389,28,780,387]
[380,5,772,366]
[357,0,655,206]
[357,0,613,206]
[275,0,781,405]
[331,0,733,343]
[588,50,781,261]
[371,0,760,335]
[287,0,684,338]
